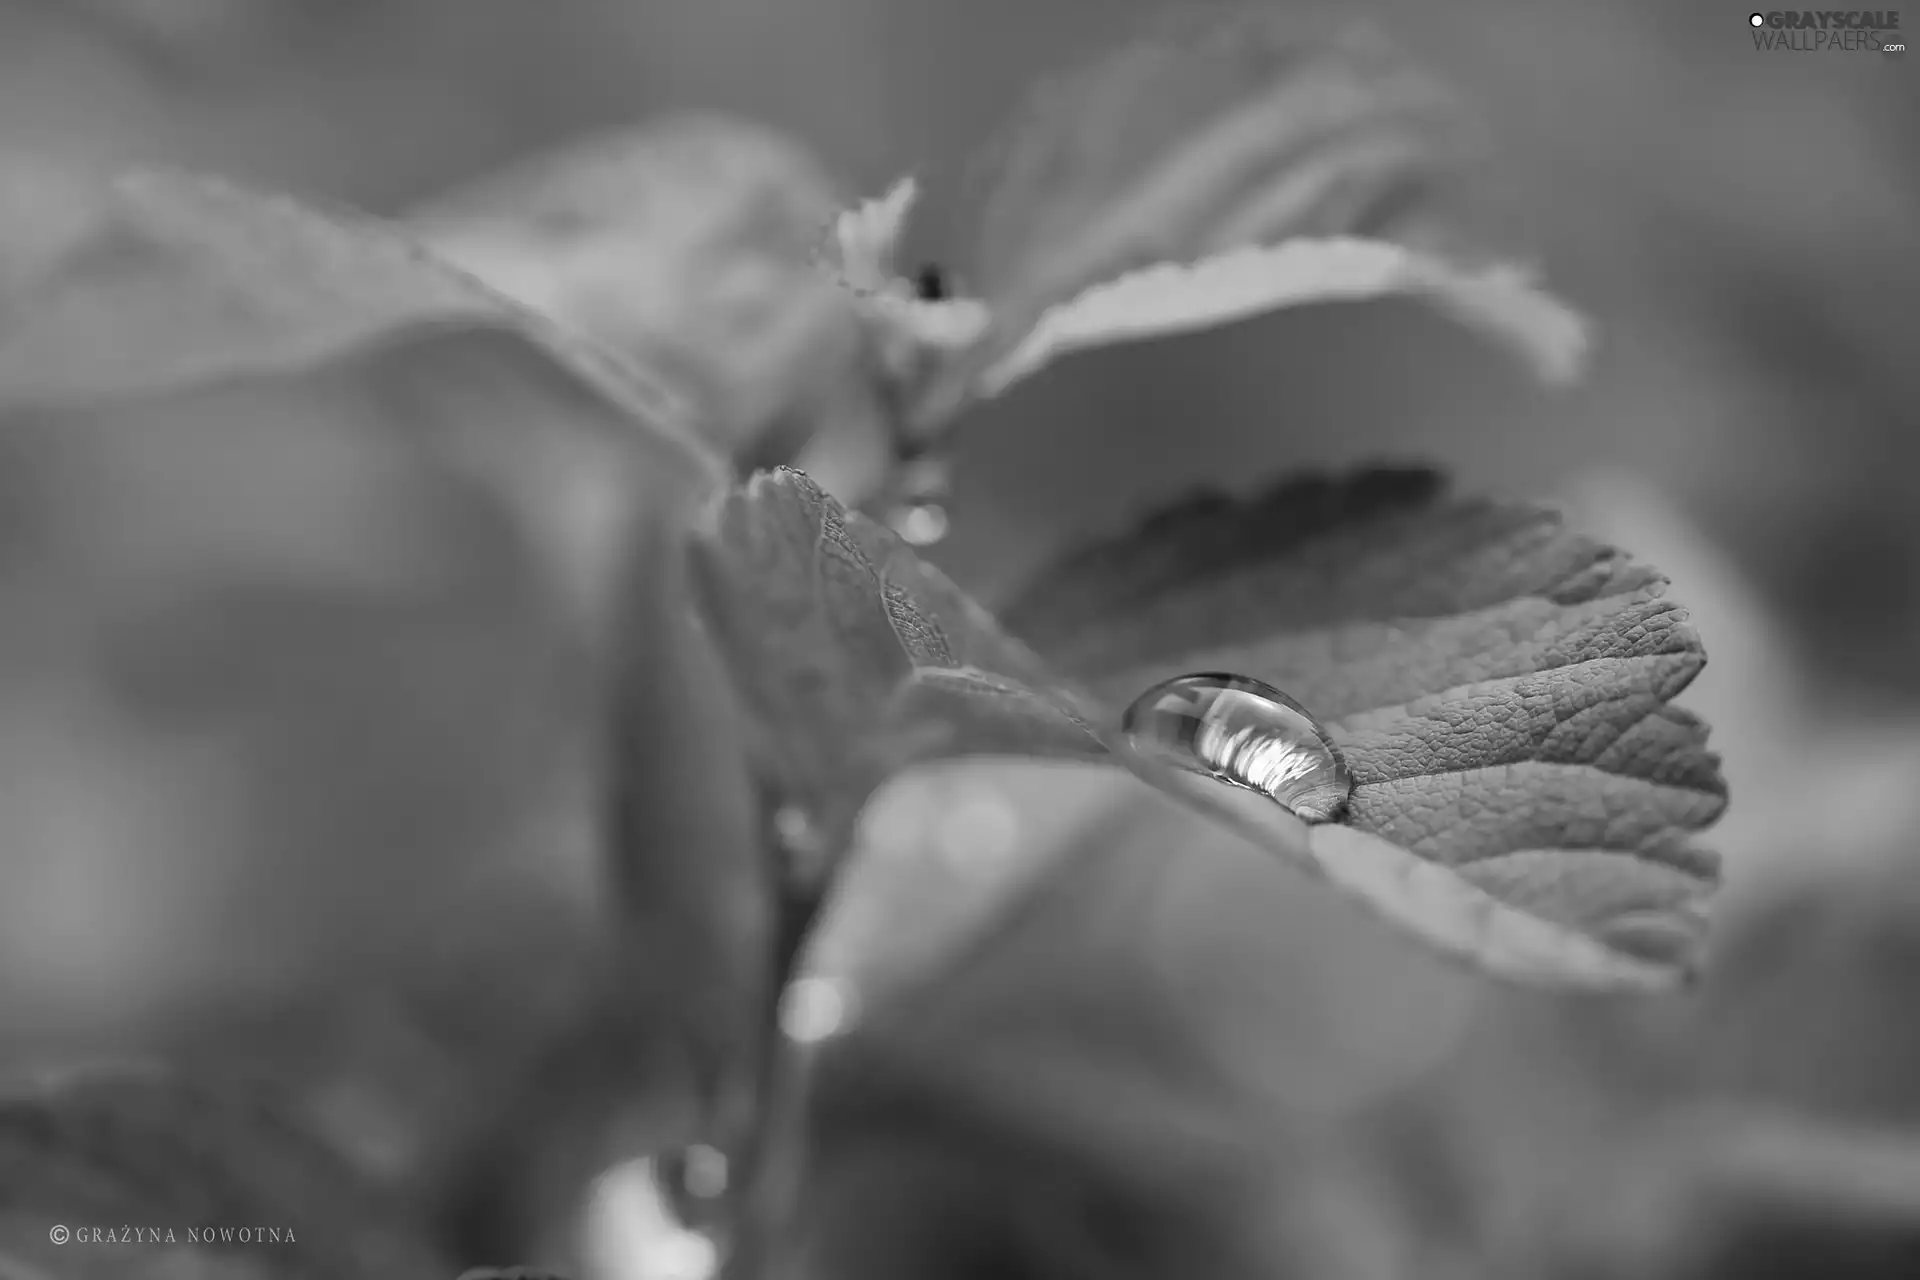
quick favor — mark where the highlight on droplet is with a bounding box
[1121,672,1353,823]
[777,976,854,1044]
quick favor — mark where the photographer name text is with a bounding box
[47,1224,297,1246]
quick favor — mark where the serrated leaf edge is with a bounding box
[976,236,1590,398]
[704,468,1689,992]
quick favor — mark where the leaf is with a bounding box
[705,464,1730,1276]
[829,177,918,293]
[404,112,886,469]
[0,163,471,403]
[747,755,1491,1280]
[822,177,991,394]
[0,1062,451,1279]
[693,467,1717,991]
[0,163,771,1269]
[906,7,1554,432]
[857,289,993,356]
[0,163,727,639]
[976,237,1587,398]
[0,166,692,436]
[794,757,1165,1026]
[965,10,1484,330]
[999,465,1727,985]
[686,468,1106,858]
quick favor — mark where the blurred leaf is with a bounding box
[405,112,891,481]
[830,177,917,294]
[0,166,694,435]
[999,465,1726,987]
[964,9,1478,311]
[1506,1102,1920,1280]
[754,757,1483,1280]
[907,6,1529,433]
[0,1062,450,1279]
[796,758,1136,1020]
[975,236,1587,398]
[692,465,1723,990]
[825,177,991,354]
[0,162,767,1269]
[0,163,727,636]
[1686,860,1920,1125]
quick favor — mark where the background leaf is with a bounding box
[0,163,767,1273]
[404,112,892,480]
[975,237,1587,399]
[0,162,726,639]
[998,465,1727,984]
[909,6,1509,432]
[751,755,1488,1280]
[964,10,1479,297]
[0,165,697,436]
[829,177,917,293]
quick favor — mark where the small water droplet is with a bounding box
[885,456,954,545]
[771,801,835,892]
[778,976,853,1043]
[772,804,822,856]
[1122,673,1352,823]
[683,1143,730,1198]
[890,501,949,546]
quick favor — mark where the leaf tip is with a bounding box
[832,175,920,289]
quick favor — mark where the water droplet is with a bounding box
[771,801,834,892]
[1122,673,1352,823]
[681,1143,730,1198]
[778,976,853,1043]
[889,501,949,546]
[885,456,953,545]
[772,803,822,855]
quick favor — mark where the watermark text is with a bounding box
[1749,10,1905,51]
[47,1224,298,1246]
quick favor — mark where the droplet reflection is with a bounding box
[888,456,953,546]
[772,804,822,856]
[889,501,949,546]
[778,976,852,1044]
[1122,673,1352,823]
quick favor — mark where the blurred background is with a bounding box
[1,1,1918,1278]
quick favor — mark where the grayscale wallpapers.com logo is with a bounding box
[1748,10,1906,51]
